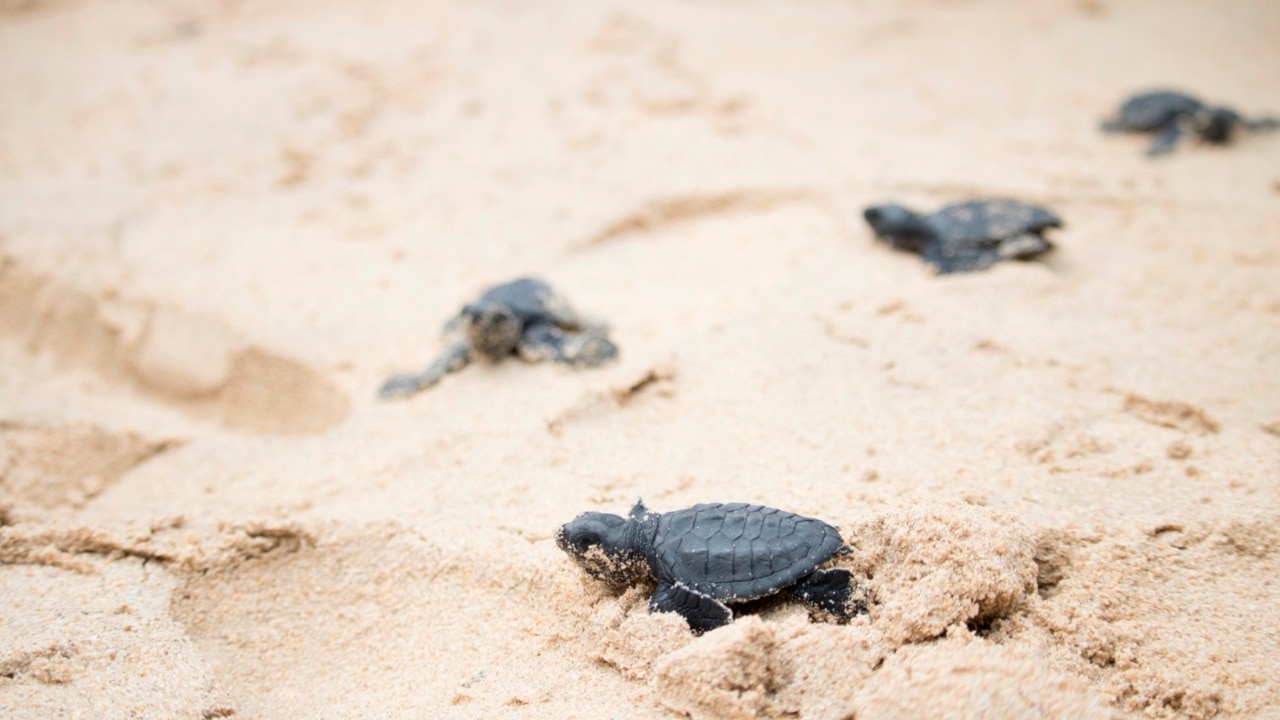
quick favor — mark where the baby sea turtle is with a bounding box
[863,199,1062,274]
[379,277,617,399]
[1101,89,1280,156]
[558,501,861,634]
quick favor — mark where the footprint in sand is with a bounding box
[0,255,349,435]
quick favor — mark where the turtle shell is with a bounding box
[648,503,844,602]
[927,200,1062,246]
[1114,90,1203,130]
[474,277,558,324]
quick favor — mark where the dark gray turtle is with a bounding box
[863,199,1062,274]
[1101,89,1280,156]
[557,501,861,634]
[379,277,617,399]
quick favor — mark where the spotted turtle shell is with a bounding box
[648,503,844,602]
[927,200,1063,246]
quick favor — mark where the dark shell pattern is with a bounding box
[649,503,844,602]
[1114,91,1203,130]
[472,277,560,324]
[928,200,1063,246]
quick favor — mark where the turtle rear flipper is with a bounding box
[1146,123,1185,156]
[563,332,619,367]
[378,341,471,400]
[538,288,608,333]
[519,323,618,367]
[788,569,860,620]
[922,241,1000,275]
[998,233,1054,261]
[651,581,732,634]
[926,235,1049,273]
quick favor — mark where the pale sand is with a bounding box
[2,0,1279,718]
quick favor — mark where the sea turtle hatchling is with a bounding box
[863,199,1062,274]
[1101,89,1280,156]
[378,277,618,399]
[557,501,861,634]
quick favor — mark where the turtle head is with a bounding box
[863,204,931,253]
[1193,106,1243,143]
[557,511,650,586]
[460,301,522,359]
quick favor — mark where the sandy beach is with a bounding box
[2,0,1279,718]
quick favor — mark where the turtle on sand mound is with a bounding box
[558,501,863,634]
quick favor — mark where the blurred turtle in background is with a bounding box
[1101,89,1280,156]
[863,199,1062,274]
[379,277,617,399]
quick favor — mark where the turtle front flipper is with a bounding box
[922,241,1000,275]
[651,581,733,634]
[998,233,1054,261]
[518,323,618,367]
[1246,116,1280,133]
[377,341,471,400]
[1146,123,1185,156]
[787,569,861,621]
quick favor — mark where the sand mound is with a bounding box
[568,503,1042,719]
[847,503,1039,643]
[653,616,785,720]
[853,638,1112,720]
[652,617,892,720]
[587,585,694,680]
[1004,520,1280,718]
